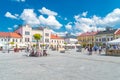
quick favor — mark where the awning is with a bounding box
[107,38,120,45]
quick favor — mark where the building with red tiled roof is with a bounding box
[50,34,64,51]
[0,32,22,38]
[0,24,52,49]
[51,34,63,39]
[15,24,52,47]
[79,32,98,37]
[114,28,120,39]
[77,31,98,47]
[0,32,22,47]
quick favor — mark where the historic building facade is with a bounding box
[95,27,117,45]
[77,31,98,47]
[50,34,64,50]
[114,28,120,39]
[15,24,51,47]
[0,32,22,49]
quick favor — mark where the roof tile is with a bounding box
[79,32,98,37]
[0,32,22,38]
[51,34,63,39]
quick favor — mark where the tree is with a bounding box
[33,33,42,49]
[9,42,14,45]
[64,42,67,50]
[9,42,14,48]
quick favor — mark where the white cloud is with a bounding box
[8,27,12,31]
[82,11,88,17]
[102,8,120,26]
[20,9,40,25]
[19,8,62,29]
[65,22,72,30]
[12,0,26,2]
[74,8,120,32]
[51,30,67,37]
[64,17,67,20]
[13,25,18,28]
[5,12,18,19]
[74,15,80,20]
[39,15,62,29]
[15,14,19,17]
[39,7,58,16]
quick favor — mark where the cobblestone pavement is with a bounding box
[0,49,120,80]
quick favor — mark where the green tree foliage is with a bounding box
[9,42,14,45]
[33,34,42,49]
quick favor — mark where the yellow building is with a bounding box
[77,32,98,47]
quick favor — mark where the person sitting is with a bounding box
[29,49,35,56]
[35,49,42,57]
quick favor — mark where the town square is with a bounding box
[0,0,120,80]
[0,49,120,80]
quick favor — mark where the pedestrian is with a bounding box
[88,46,92,55]
[99,46,102,54]
[93,45,98,54]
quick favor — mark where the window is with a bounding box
[16,39,17,42]
[25,31,30,35]
[25,38,30,42]
[96,39,98,41]
[45,39,49,43]
[45,33,49,36]
[99,39,101,42]
[28,38,29,42]
[20,39,22,42]
[1,39,3,41]
[111,38,113,40]
[13,39,14,42]
[8,38,10,41]
[102,38,106,41]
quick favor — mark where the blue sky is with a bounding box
[0,0,120,36]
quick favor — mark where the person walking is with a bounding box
[88,46,92,55]
[99,46,102,54]
[93,45,98,54]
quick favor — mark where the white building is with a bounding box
[15,24,51,47]
[0,32,22,49]
[0,24,65,50]
[50,34,65,50]
[65,38,78,44]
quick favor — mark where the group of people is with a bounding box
[107,45,120,50]
[26,47,47,57]
[85,45,103,55]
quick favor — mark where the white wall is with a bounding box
[15,25,52,47]
[65,38,77,44]
[43,28,51,45]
